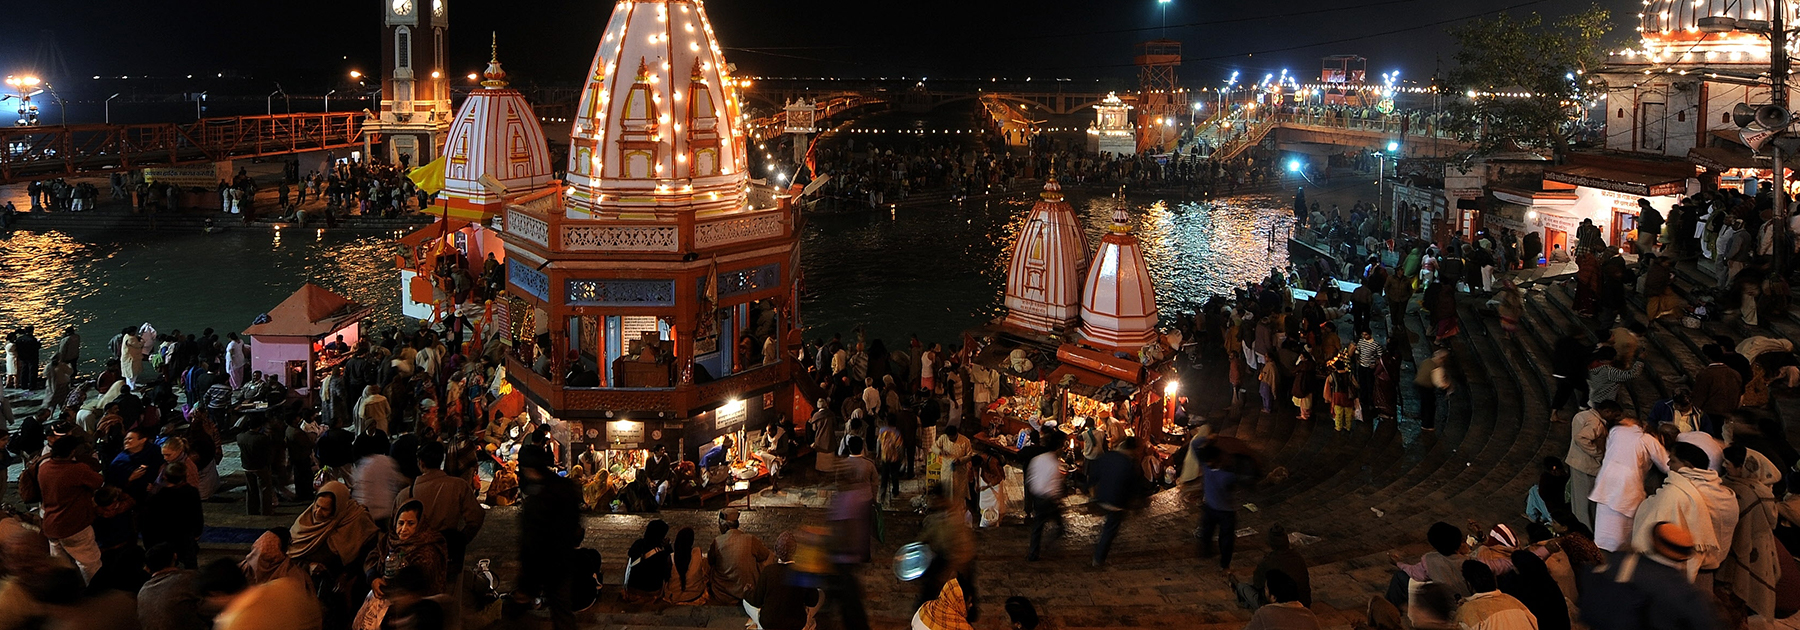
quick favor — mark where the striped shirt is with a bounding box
[1587,361,1645,405]
[1355,338,1382,367]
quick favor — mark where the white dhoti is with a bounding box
[1594,503,1634,551]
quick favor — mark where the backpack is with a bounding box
[878,427,903,464]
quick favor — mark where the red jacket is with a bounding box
[39,458,103,539]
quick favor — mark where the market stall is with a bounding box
[242,283,371,394]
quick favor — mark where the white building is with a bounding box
[1087,92,1137,157]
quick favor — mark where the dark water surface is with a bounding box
[0,191,1291,368]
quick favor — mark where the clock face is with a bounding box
[392,0,413,15]
[432,0,443,15]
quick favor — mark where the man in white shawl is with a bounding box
[120,328,147,387]
[1631,442,1738,584]
[1589,415,1670,551]
[1721,445,1784,619]
[225,332,250,388]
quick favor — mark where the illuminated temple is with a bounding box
[494,0,802,462]
[1076,208,1160,353]
[1000,178,1089,336]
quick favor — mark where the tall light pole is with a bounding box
[1701,9,1790,271]
[267,88,282,115]
[1157,0,1172,37]
[195,91,206,120]
[325,89,338,113]
[5,75,42,126]
[105,93,119,124]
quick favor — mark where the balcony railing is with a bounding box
[504,200,793,255]
[505,355,789,416]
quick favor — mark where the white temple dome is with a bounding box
[1001,177,1089,335]
[1077,207,1159,353]
[1636,0,1781,59]
[438,40,555,218]
[564,0,750,219]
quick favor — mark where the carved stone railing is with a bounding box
[563,224,680,252]
[693,210,785,250]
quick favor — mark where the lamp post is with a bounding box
[325,89,338,113]
[195,91,206,120]
[105,93,119,124]
[267,89,282,115]
[1157,0,1172,38]
[40,83,65,126]
[5,75,41,126]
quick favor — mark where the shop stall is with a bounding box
[243,283,371,394]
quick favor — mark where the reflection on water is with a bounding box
[798,190,1293,344]
[0,191,1291,370]
[0,228,402,371]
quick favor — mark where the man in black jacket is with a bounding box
[509,448,582,630]
[1550,335,1593,423]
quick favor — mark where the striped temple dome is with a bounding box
[1001,177,1090,335]
[1634,0,1784,61]
[564,0,751,219]
[1077,207,1159,353]
[438,40,555,218]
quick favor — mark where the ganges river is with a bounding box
[0,190,1295,367]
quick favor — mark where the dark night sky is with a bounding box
[2,0,1640,94]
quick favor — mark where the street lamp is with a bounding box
[325,89,338,113]
[1157,0,1173,37]
[267,88,283,115]
[195,91,207,120]
[5,75,42,126]
[105,93,120,124]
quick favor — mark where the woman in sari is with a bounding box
[1721,446,1787,620]
[663,526,710,605]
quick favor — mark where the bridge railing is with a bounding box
[0,112,363,184]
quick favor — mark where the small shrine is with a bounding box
[243,283,371,393]
[1000,177,1089,335]
[1077,207,1159,353]
[398,38,555,322]
[1086,92,1136,157]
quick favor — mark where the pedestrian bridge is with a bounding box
[1203,111,1472,162]
[0,112,363,185]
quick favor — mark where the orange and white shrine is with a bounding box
[495,0,802,462]
[1078,207,1161,352]
[1001,178,1089,335]
[398,38,556,322]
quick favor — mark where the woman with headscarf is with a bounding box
[663,526,711,605]
[241,528,312,592]
[289,481,380,573]
[353,500,448,628]
[1501,550,1569,630]
[355,385,390,434]
[1721,445,1787,619]
[624,520,672,603]
[913,578,976,630]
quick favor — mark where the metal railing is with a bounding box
[0,112,363,184]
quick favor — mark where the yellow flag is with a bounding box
[407,156,448,195]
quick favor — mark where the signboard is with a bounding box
[144,163,231,188]
[715,399,748,430]
[606,420,645,449]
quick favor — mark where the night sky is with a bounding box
[3,0,1638,94]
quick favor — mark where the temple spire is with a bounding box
[481,32,508,88]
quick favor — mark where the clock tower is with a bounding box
[366,0,452,167]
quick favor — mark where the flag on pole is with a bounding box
[407,156,448,195]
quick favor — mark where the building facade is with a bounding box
[366,0,454,166]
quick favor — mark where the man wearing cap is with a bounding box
[1579,523,1719,630]
[708,508,771,604]
[1632,443,1737,583]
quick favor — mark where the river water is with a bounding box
[0,190,1292,368]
